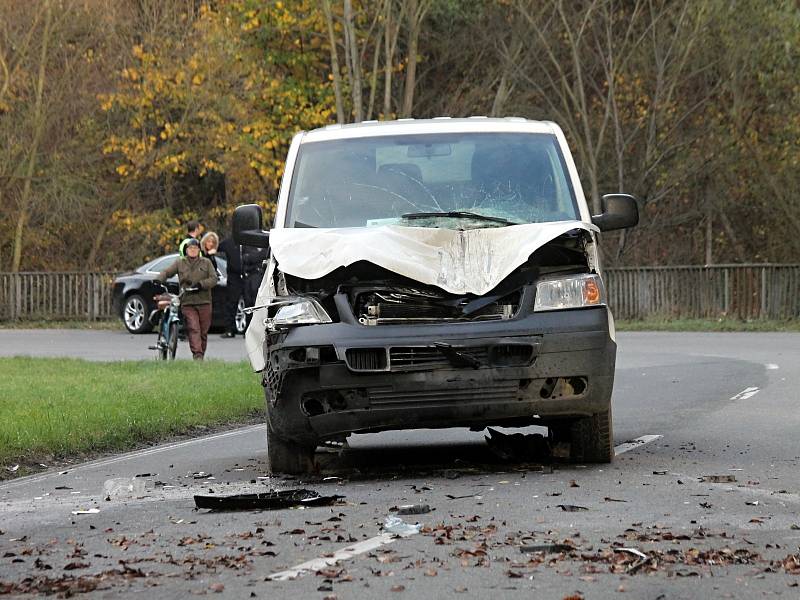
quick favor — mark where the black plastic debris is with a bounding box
[520,543,574,554]
[194,489,344,511]
[484,427,550,461]
[556,504,589,512]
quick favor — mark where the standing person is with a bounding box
[242,244,268,325]
[157,238,218,360]
[200,231,221,276]
[218,234,243,338]
[179,220,203,257]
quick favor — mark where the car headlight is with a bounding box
[533,273,606,312]
[268,297,332,330]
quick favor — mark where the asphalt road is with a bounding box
[1,331,800,598]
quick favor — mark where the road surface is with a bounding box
[1,331,799,598]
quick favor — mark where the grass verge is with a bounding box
[616,318,800,332]
[0,357,263,477]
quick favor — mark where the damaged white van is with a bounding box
[234,118,638,473]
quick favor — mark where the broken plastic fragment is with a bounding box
[700,475,736,483]
[383,516,421,536]
[194,489,343,511]
[103,478,146,498]
[71,508,100,515]
[520,543,574,554]
[394,504,431,515]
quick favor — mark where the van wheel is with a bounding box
[569,408,614,463]
[266,412,316,475]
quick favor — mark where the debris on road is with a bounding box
[103,478,146,498]
[700,474,736,483]
[520,543,574,554]
[556,504,588,512]
[393,504,431,515]
[383,516,422,536]
[194,489,344,511]
[71,509,100,515]
[484,427,550,461]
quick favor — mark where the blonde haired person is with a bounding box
[201,231,221,276]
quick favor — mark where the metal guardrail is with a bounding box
[1,265,799,322]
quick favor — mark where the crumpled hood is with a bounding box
[268,221,596,296]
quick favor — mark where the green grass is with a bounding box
[616,318,800,332]
[0,319,123,330]
[0,357,263,472]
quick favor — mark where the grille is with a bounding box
[368,382,519,406]
[345,348,387,371]
[389,346,489,370]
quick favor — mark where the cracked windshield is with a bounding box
[287,132,579,229]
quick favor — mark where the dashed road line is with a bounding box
[266,530,419,581]
[730,386,760,401]
[614,434,662,456]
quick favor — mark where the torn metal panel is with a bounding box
[268,221,597,296]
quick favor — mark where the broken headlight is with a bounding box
[533,273,606,312]
[266,297,332,331]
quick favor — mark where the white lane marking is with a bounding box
[730,387,760,401]
[266,530,418,581]
[614,435,662,456]
[765,363,779,370]
[0,424,266,490]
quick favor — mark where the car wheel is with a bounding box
[123,294,152,334]
[235,297,247,335]
[568,408,614,463]
[264,392,316,474]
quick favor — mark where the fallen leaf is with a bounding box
[209,583,225,593]
[390,585,405,592]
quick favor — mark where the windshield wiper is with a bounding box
[401,211,519,226]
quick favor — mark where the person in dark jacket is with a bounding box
[179,220,203,257]
[218,235,243,338]
[157,238,218,360]
[242,245,268,325]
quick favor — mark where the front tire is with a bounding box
[123,294,152,334]
[167,322,178,359]
[569,408,614,463]
[265,400,316,475]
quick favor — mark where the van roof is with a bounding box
[300,117,560,143]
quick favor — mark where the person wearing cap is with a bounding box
[156,238,218,360]
[179,220,203,257]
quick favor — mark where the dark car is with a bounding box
[112,253,247,334]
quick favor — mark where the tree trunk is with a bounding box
[12,0,52,273]
[401,0,419,117]
[321,0,345,123]
[343,0,363,122]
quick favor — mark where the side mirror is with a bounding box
[591,193,639,231]
[233,204,270,248]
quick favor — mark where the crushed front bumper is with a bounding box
[263,307,615,443]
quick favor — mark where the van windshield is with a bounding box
[286,132,579,229]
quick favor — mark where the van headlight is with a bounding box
[267,297,332,330]
[533,273,606,312]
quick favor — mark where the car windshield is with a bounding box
[286,132,579,229]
